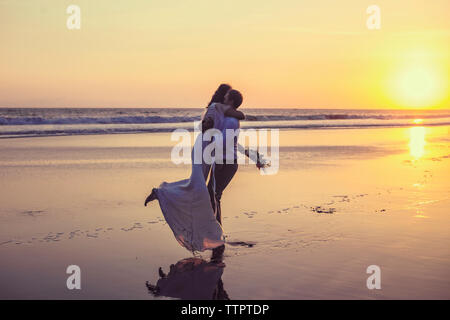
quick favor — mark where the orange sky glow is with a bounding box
[0,0,449,109]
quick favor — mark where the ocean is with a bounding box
[0,108,449,137]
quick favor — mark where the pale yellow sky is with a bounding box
[0,0,449,108]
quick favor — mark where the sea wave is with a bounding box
[1,108,449,137]
[1,117,449,138]
[1,109,449,126]
[243,113,450,121]
[0,115,200,126]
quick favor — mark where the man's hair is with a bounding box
[228,90,243,109]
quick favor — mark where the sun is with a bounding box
[386,48,448,109]
[391,62,446,108]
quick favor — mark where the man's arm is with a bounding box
[224,107,245,120]
[203,106,244,132]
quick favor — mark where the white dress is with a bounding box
[154,103,230,252]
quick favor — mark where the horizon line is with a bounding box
[0,106,449,111]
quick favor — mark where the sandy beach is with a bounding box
[0,125,449,299]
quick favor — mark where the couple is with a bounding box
[145,84,245,259]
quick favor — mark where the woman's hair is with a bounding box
[207,83,231,107]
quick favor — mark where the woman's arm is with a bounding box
[224,107,245,120]
[237,144,271,170]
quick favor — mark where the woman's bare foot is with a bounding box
[144,188,158,206]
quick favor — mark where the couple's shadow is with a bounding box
[146,255,229,300]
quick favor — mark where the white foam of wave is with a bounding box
[1,117,449,137]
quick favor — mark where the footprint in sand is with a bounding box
[242,212,255,218]
[333,195,350,202]
[2,221,144,247]
[20,210,46,218]
[267,204,303,215]
[226,241,256,248]
[121,222,144,232]
[311,206,336,214]
[86,233,98,238]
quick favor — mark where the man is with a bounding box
[207,89,243,261]
[207,89,243,224]
[207,117,240,223]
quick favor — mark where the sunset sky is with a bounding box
[0,0,449,109]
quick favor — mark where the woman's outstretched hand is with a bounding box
[245,148,270,170]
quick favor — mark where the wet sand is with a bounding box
[0,126,449,299]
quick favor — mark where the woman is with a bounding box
[144,84,244,252]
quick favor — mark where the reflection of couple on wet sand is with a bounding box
[144,84,264,299]
[146,257,229,300]
[144,84,256,256]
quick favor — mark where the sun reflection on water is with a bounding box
[409,125,426,159]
